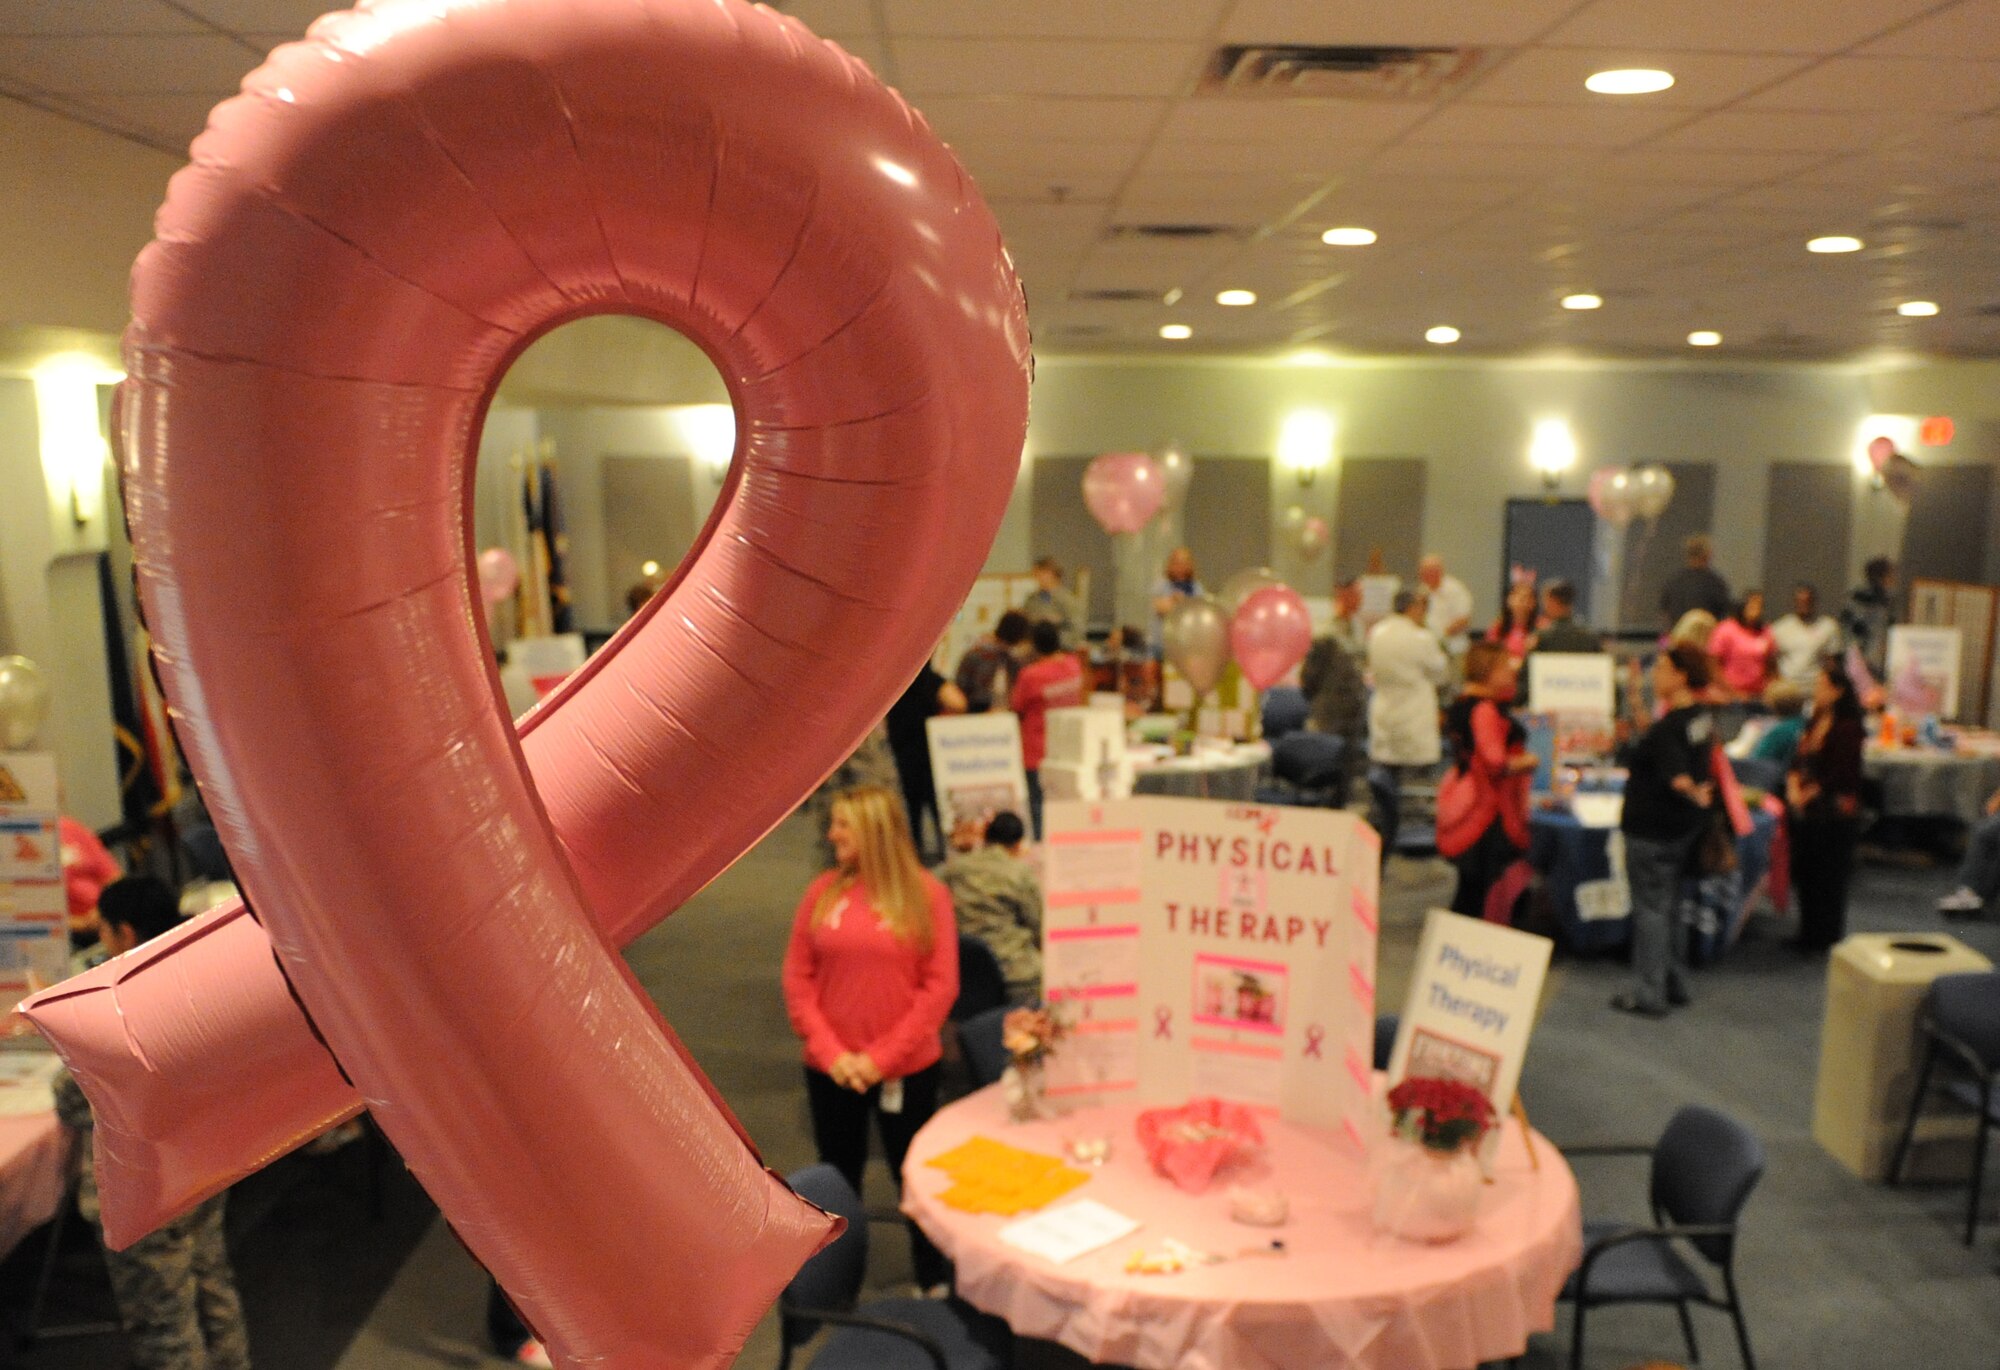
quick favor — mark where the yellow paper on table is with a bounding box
[926,1135,1091,1215]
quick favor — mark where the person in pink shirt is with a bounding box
[1010,621,1085,838]
[60,815,122,944]
[783,784,958,1290]
[1709,590,1777,699]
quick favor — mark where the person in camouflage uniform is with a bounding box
[52,877,252,1370]
[937,811,1042,1005]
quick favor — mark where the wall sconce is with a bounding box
[1853,415,1918,485]
[678,403,737,481]
[1277,409,1335,488]
[1528,418,1578,491]
[33,359,119,530]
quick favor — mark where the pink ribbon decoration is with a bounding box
[1305,1024,1328,1060]
[1154,1006,1175,1040]
[1349,961,1376,1008]
[1344,1046,1370,1094]
[1351,886,1378,935]
[22,1,1030,1364]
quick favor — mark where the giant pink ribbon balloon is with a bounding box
[22,1,1030,1365]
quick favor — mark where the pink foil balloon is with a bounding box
[21,1,1030,1366]
[1230,585,1314,690]
[1082,450,1166,534]
[475,546,519,605]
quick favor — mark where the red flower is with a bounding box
[1386,1076,1497,1152]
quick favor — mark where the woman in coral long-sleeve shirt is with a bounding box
[782,784,958,1288]
[1437,643,1537,923]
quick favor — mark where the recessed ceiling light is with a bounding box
[1560,293,1603,311]
[1321,227,1378,246]
[1807,235,1864,254]
[1425,325,1460,345]
[1159,323,1193,340]
[1687,331,1722,347]
[1897,300,1940,317]
[1216,289,1257,307]
[1585,68,1675,95]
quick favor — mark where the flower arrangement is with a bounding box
[1002,1005,1068,1068]
[1386,1076,1498,1154]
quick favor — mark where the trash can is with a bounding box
[1813,933,1992,1181]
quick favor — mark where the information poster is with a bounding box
[1886,625,1962,719]
[1042,797,1380,1147]
[1388,910,1553,1162]
[1527,652,1616,762]
[935,573,1035,681]
[0,753,67,1015]
[925,713,1031,847]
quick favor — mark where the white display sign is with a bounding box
[1527,652,1617,763]
[1039,706,1134,803]
[1886,624,1961,719]
[0,753,68,1012]
[1388,910,1553,1159]
[1042,797,1380,1149]
[925,713,1031,845]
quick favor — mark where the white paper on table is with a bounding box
[997,1199,1140,1265]
[0,1049,61,1117]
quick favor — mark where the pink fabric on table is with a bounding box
[0,1114,70,1259]
[905,1085,1582,1370]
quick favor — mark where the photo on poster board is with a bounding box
[1886,625,1961,719]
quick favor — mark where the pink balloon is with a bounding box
[24,2,1031,1365]
[1297,515,1330,561]
[1230,584,1314,690]
[475,547,519,605]
[1083,450,1166,534]
[1868,435,1897,473]
[1587,466,1635,529]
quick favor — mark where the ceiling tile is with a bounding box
[1221,0,1589,48]
[1401,102,1687,146]
[172,1,328,36]
[1151,97,1436,146]
[775,0,878,38]
[892,38,1202,98]
[0,34,256,93]
[882,0,1230,41]
[1739,57,2000,113]
[72,91,225,146]
[974,171,1124,203]
[1462,47,1813,107]
[1137,138,1377,176]
[1646,109,1935,154]
[1859,2,2000,61]
[914,97,1168,144]
[0,1,200,36]
[1543,0,1947,55]
[1589,147,1834,183]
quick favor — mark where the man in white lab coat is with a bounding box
[1367,588,1448,856]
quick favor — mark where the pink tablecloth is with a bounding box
[904,1087,1581,1370]
[0,1112,69,1258]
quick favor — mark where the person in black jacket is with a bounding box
[1613,644,1716,1017]
[1789,659,1866,951]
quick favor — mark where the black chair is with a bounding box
[1372,1013,1400,1072]
[1727,755,1785,796]
[1561,1105,1765,1370]
[958,1006,1010,1090]
[950,936,1007,1022]
[779,1164,1011,1370]
[1889,969,2000,1245]
[1255,733,1348,808]
[1261,686,1310,740]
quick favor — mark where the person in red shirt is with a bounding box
[60,815,122,945]
[1010,621,1084,838]
[1437,643,1537,923]
[783,784,958,1289]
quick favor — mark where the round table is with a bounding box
[1130,744,1271,802]
[903,1086,1581,1370]
[1865,747,2000,823]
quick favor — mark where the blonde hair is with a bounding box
[815,785,934,952]
[1668,609,1717,651]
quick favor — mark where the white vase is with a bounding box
[1372,1138,1483,1243]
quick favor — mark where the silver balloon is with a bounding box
[1221,566,1284,615]
[0,655,50,750]
[1630,465,1676,521]
[1163,596,1231,696]
[1157,442,1195,512]
[1281,504,1307,531]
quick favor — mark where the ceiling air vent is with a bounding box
[1069,288,1168,303]
[1107,223,1243,241]
[1200,44,1494,100]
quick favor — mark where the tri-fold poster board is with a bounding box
[1040,797,1380,1148]
[0,753,67,1015]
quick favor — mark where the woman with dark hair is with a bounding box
[1709,589,1777,699]
[1438,642,1537,921]
[1788,659,1866,951]
[1613,644,1717,1017]
[1486,580,1540,663]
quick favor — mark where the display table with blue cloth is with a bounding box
[1530,806,1779,958]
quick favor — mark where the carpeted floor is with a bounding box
[8,814,2000,1369]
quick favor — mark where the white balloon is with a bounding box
[1157,443,1195,511]
[1630,465,1676,520]
[0,655,50,750]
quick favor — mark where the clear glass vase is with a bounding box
[1001,1060,1047,1123]
[1372,1136,1483,1243]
